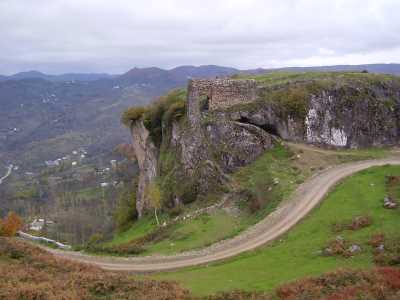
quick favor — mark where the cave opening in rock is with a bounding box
[238,116,280,137]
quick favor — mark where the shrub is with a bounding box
[0,238,191,299]
[239,189,263,213]
[206,290,271,300]
[143,101,165,146]
[87,233,104,247]
[321,237,361,258]
[276,268,400,300]
[373,235,400,266]
[332,215,372,233]
[268,86,309,120]
[142,89,186,146]
[164,100,186,124]
[0,212,23,237]
[114,185,137,232]
[175,178,199,205]
[168,204,184,217]
[121,106,146,127]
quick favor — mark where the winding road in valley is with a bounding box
[0,164,13,185]
[43,157,400,272]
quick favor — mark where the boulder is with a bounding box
[384,196,398,209]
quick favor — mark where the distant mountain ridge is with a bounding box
[0,65,243,168]
[258,63,400,75]
[1,63,400,169]
[2,63,400,84]
[0,70,116,82]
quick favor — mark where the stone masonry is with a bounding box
[187,78,258,126]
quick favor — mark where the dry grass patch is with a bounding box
[0,238,192,300]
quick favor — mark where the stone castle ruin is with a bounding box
[187,78,258,125]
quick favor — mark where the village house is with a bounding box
[29,218,54,232]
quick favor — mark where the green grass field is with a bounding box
[105,217,157,247]
[102,144,303,254]
[102,144,391,256]
[146,212,241,255]
[151,165,400,296]
[239,71,399,88]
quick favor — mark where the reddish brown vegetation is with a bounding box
[369,233,385,247]
[277,268,400,300]
[386,175,400,187]
[0,238,192,300]
[322,237,361,258]
[1,238,400,300]
[386,176,400,201]
[370,235,400,266]
[332,215,372,233]
[206,268,400,300]
[0,212,23,237]
[205,291,271,300]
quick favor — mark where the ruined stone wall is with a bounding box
[187,79,212,126]
[187,78,258,126]
[208,79,258,110]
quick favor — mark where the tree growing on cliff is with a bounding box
[146,181,162,226]
[121,106,146,127]
[114,185,137,232]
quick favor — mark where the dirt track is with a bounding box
[0,165,12,185]
[44,158,400,272]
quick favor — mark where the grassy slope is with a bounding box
[148,212,241,255]
[241,71,399,87]
[105,216,157,247]
[152,165,400,296]
[103,145,389,256]
[0,238,192,300]
[102,144,300,254]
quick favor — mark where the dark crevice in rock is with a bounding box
[237,116,281,137]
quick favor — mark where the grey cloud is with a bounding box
[0,0,400,74]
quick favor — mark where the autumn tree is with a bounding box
[0,212,23,237]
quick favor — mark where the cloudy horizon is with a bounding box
[1,0,400,75]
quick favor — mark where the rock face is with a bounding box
[221,80,400,148]
[130,121,158,218]
[304,88,400,148]
[130,76,400,216]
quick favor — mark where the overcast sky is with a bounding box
[1,0,400,75]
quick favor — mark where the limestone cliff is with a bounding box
[215,76,400,148]
[130,121,158,218]
[127,73,400,217]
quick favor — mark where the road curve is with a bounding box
[0,165,13,185]
[44,158,400,272]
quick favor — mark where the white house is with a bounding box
[30,219,44,231]
[29,218,54,231]
[45,160,60,167]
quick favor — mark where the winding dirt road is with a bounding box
[0,164,13,185]
[44,157,400,272]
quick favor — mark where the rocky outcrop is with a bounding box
[304,88,400,148]
[129,75,400,216]
[130,121,158,218]
[205,120,275,171]
[224,81,400,148]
